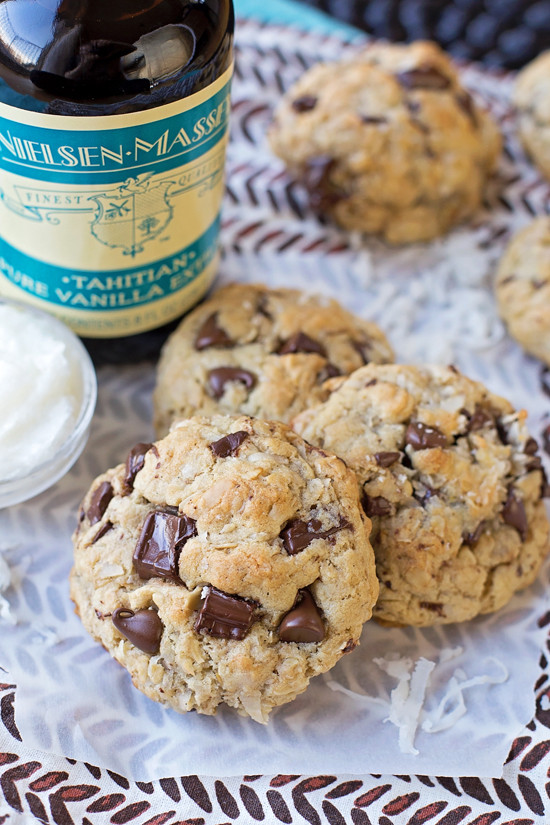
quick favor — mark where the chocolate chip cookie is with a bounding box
[495,218,550,366]
[292,364,550,626]
[70,415,378,722]
[514,50,550,180]
[153,282,393,436]
[269,41,501,244]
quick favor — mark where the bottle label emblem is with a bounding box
[0,65,232,337]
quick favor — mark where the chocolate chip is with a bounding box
[280,517,351,554]
[301,156,344,213]
[352,339,372,365]
[463,521,485,545]
[374,451,400,468]
[419,601,445,617]
[133,509,197,582]
[360,115,387,125]
[397,65,451,90]
[455,91,477,126]
[526,456,543,472]
[278,332,326,356]
[87,481,114,525]
[194,586,256,640]
[112,607,163,654]
[194,312,233,350]
[413,484,438,506]
[91,520,113,544]
[210,431,249,458]
[342,639,357,653]
[365,378,378,387]
[279,590,325,643]
[256,293,272,319]
[405,421,447,450]
[292,95,317,112]
[361,494,392,517]
[123,442,153,493]
[317,362,341,383]
[525,437,539,456]
[207,367,256,399]
[495,419,509,445]
[464,405,494,433]
[502,488,528,541]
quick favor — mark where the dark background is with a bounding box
[297,0,550,68]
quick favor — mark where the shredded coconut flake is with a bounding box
[326,649,509,755]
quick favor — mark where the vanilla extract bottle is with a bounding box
[0,0,234,362]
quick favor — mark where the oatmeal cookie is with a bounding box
[153,282,393,436]
[495,218,550,366]
[269,40,501,244]
[293,364,550,626]
[70,415,378,722]
[514,51,550,180]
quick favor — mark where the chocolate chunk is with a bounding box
[123,442,153,493]
[301,156,344,213]
[397,65,451,90]
[112,608,163,654]
[502,489,528,541]
[194,312,233,350]
[464,405,494,433]
[278,331,326,356]
[463,521,485,546]
[292,95,317,112]
[207,367,256,399]
[526,456,543,472]
[91,520,113,544]
[405,422,447,450]
[525,437,539,456]
[361,494,392,517]
[194,587,256,640]
[279,590,325,643]
[419,601,445,617]
[210,430,249,458]
[374,451,400,468]
[280,516,351,554]
[342,639,357,653]
[87,481,114,525]
[133,509,197,582]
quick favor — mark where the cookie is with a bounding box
[269,40,501,244]
[514,51,550,180]
[70,415,378,722]
[495,218,550,366]
[153,282,393,436]
[293,364,550,627]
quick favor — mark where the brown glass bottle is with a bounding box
[0,0,234,363]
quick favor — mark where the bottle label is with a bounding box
[0,65,232,337]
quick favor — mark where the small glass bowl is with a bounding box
[0,298,97,508]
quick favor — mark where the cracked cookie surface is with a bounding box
[514,50,550,181]
[153,282,393,436]
[70,415,378,722]
[293,364,550,626]
[495,217,550,366]
[269,41,501,244]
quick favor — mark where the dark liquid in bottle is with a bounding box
[0,0,234,364]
